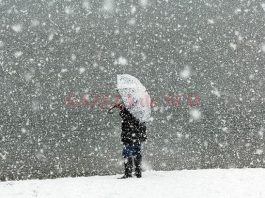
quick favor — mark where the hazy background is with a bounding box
[1,0,265,181]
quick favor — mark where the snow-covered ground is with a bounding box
[1,169,265,198]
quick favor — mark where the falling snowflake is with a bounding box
[261,3,265,11]
[102,0,114,12]
[116,57,128,65]
[189,108,201,121]
[79,67,86,74]
[0,40,4,48]
[139,0,148,8]
[65,6,74,14]
[222,127,228,132]
[82,0,90,10]
[235,31,243,41]
[11,24,23,32]
[207,19,214,24]
[180,66,191,79]
[21,128,27,134]
[230,43,237,50]
[234,8,242,14]
[210,83,221,97]
[212,88,221,97]
[71,54,77,61]
[131,5,137,14]
[166,114,173,121]
[128,18,136,26]
[0,152,7,160]
[249,74,254,80]
[48,33,54,41]
[14,51,23,58]
[31,19,40,27]
[258,127,264,138]
[61,68,68,73]
[261,44,265,53]
[255,149,263,155]
[24,72,34,81]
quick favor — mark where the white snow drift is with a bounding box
[0,168,265,198]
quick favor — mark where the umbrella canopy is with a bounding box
[117,74,151,122]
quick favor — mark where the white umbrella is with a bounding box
[117,74,151,122]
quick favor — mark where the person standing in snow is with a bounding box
[108,103,147,178]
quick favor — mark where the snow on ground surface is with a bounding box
[1,168,265,198]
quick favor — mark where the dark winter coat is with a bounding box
[119,108,147,145]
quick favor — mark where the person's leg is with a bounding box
[121,144,133,178]
[124,157,133,177]
[134,152,142,178]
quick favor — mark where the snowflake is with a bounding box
[11,24,23,32]
[14,51,23,58]
[190,109,201,121]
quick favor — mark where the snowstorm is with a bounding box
[1,0,265,194]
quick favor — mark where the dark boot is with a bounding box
[124,157,133,178]
[118,174,132,179]
[134,154,142,178]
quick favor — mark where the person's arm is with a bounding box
[139,122,147,142]
[121,126,131,144]
[107,105,116,114]
[108,103,124,114]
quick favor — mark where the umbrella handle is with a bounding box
[108,109,114,114]
[108,105,116,114]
